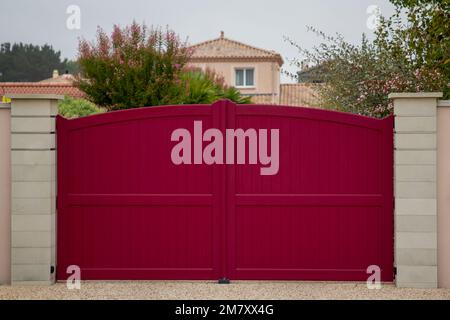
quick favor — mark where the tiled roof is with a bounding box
[279,83,322,107]
[0,82,84,98]
[246,94,276,105]
[246,84,323,107]
[189,32,283,66]
[39,74,76,84]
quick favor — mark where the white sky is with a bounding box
[0,0,396,83]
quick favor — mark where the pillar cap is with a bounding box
[388,92,443,99]
[438,100,450,107]
[5,94,64,100]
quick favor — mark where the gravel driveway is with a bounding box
[1,281,450,300]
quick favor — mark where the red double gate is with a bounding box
[57,100,393,281]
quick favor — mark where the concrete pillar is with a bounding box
[0,103,11,285]
[390,92,443,288]
[437,99,450,288]
[7,94,62,285]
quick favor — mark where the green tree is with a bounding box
[286,0,449,117]
[0,43,71,82]
[65,60,80,75]
[376,0,449,98]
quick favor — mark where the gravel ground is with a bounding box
[1,281,450,300]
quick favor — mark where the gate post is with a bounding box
[0,103,11,285]
[7,94,63,285]
[390,92,442,288]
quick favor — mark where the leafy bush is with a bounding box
[76,22,191,111]
[221,86,252,104]
[58,96,104,118]
[376,0,449,100]
[286,0,449,118]
[178,71,218,104]
[173,68,252,104]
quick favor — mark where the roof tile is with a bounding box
[0,82,84,99]
[189,35,283,66]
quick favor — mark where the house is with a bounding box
[188,31,283,104]
[0,70,83,102]
[297,63,325,84]
[279,83,322,107]
[189,32,322,107]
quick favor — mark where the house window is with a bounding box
[235,68,254,87]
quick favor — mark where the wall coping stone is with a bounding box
[5,94,64,100]
[389,92,443,99]
[437,100,450,107]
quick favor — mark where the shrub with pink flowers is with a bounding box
[76,22,191,110]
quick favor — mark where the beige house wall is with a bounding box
[188,61,280,100]
[437,100,450,288]
[0,103,11,284]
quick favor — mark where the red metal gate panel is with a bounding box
[57,100,393,281]
[57,104,225,280]
[225,102,393,281]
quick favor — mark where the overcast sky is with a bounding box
[1,0,395,82]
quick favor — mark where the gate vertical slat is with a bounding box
[56,116,69,280]
[224,100,237,280]
[380,115,394,280]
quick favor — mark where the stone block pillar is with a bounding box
[7,94,63,285]
[390,92,443,288]
[0,103,11,285]
[437,99,450,288]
